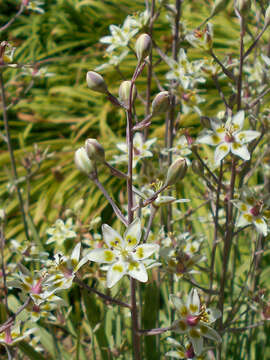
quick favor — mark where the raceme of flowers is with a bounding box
[170,289,221,355]
[87,218,159,288]
[46,218,76,245]
[197,111,260,165]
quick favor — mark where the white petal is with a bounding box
[71,243,81,262]
[124,218,141,250]
[236,213,252,227]
[210,118,223,131]
[199,323,222,343]
[106,261,126,288]
[197,131,221,146]
[127,261,148,282]
[253,217,268,236]
[102,224,124,249]
[171,319,188,333]
[206,308,222,323]
[116,142,127,153]
[133,244,159,261]
[187,288,200,315]
[74,255,89,273]
[235,130,260,144]
[170,295,188,317]
[87,248,116,263]
[189,329,203,355]
[231,143,250,161]
[165,350,185,358]
[232,110,245,130]
[214,143,230,165]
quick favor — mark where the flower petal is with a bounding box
[197,131,221,146]
[127,261,148,282]
[253,217,268,236]
[133,244,159,261]
[199,323,222,343]
[231,143,250,161]
[187,288,200,315]
[71,243,81,262]
[87,248,116,263]
[165,350,185,358]
[236,213,251,227]
[102,224,123,249]
[170,295,188,317]
[171,319,188,333]
[106,261,127,288]
[189,328,203,355]
[235,130,260,144]
[214,143,230,165]
[232,110,244,130]
[124,218,141,250]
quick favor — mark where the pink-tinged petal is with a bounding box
[197,131,221,146]
[231,143,250,161]
[187,289,200,315]
[214,143,230,165]
[133,244,159,260]
[189,329,203,355]
[87,248,116,263]
[106,261,127,288]
[236,213,251,227]
[253,217,268,236]
[102,224,123,249]
[127,261,148,282]
[199,322,222,343]
[232,110,245,130]
[170,295,188,317]
[124,218,141,250]
[235,130,260,144]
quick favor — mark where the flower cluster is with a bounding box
[46,218,76,245]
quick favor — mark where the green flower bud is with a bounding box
[191,159,204,176]
[165,158,187,186]
[75,147,95,175]
[152,91,170,115]
[135,33,151,63]
[119,80,137,107]
[86,71,108,94]
[85,138,105,163]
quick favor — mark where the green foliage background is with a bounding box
[0,0,270,359]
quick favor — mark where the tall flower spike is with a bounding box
[197,111,260,165]
[87,218,159,288]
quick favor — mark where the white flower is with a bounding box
[165,338,210,359]
[170,289,221,355]
[0,322,36,346]
[233,199,269,236]
[186,23,213,52]
[95,50,129,71]
[46,218,76,245]
[114,132,156,167]
[26,1,45,14]
[47,243,88,291]
[197,111,260,165]
[87,218,159,288]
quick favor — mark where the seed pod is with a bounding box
[119,80,137,107]
[75,147,95,175]
[135,33,151,63]
[165,158,187,186]
[152,91,170,115]
[86,71,108,94]
[85,138,105,163]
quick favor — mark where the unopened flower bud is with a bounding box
[86,71,108,94]
[85,138,105,163]
[191,159,204,175]
[265,5,270,26]
[152,91,170,115]
[135,33,151,63]
[75,147,95,175]
[119,80,137,107]
[0,209,6,222]
[165,158,187,186]
[235,0,251,16]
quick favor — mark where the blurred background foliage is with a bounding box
[0,0,270,358]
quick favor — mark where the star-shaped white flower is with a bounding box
[170,289,221,355]
[0,322,36,346]
[87,218,159,288]
[197,111,260,165]
[233,200,268,236]
[115,132,156,168]
[46,218,76,245]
